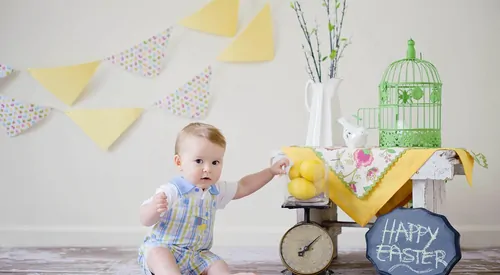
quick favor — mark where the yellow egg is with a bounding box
[288,178,317,200]
[299,159,325,182]
[288,161,302,180]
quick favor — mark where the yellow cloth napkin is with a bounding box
[281,147,475,227]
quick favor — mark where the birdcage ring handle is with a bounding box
[304,79,314,112]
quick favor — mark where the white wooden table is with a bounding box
[410,150,462,213]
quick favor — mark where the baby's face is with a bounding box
[175,135,225,189]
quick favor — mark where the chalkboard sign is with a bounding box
[365,207,461,275]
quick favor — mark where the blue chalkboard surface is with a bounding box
[365,207,461,275]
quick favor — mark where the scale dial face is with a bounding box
[280,223,334,275]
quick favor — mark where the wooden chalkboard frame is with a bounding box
[365,207,462,275]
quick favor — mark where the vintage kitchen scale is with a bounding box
[271,152,336,275]
[279,200,336,275]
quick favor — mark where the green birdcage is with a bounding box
[356,39,442,148]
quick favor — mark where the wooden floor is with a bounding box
[0,247,499,274]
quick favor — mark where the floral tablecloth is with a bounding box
[312,146,488,199]
[314,147,408,198]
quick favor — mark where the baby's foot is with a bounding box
[234,273,256,275]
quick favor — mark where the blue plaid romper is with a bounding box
[138,176,227,275]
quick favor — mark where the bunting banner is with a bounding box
[2,2,276,110]
[105,27,173,78]
[179,0,239,37]
[217,3,274,62]
[0,95,52,137]
[0,2,278,149]
[1,66,214,148]
[0,64,14,78]
[28,61,101,106]
[152,66,212,119]
[65,108,144,150]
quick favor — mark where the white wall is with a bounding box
[0,0,498,250]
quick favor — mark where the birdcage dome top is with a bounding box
[380,39,442,86]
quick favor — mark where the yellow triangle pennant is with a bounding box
[28,61,101,106]
[179,0,239,37]
[217,3,274,62]
[65,108,144,150]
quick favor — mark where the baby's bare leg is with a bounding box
[204,260,256,275]
[146,247,181,275]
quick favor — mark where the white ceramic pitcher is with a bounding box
[304,77,343,147]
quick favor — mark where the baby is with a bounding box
[138,122,289,275]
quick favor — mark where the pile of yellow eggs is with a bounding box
[287,159,327,200]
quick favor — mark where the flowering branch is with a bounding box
[291,0,352,82]
[291,1,321,82]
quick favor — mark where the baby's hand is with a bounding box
[270,158,290,176]
[153,192,168,213]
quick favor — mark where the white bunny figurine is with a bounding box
[337,117,368,148]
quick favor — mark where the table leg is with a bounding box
[412,179,446,214]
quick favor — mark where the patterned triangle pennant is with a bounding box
[0,95,52,137]
[0,63,14,78]
[152,66,212,119]
[105,27,173,78]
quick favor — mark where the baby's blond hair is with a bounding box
[174,122,226,154]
